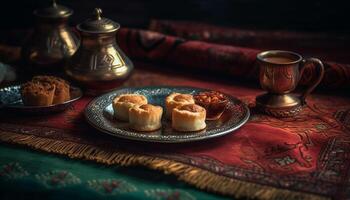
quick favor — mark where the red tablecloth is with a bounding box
[0,25,350,200]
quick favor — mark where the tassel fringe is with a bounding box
[0,131,329,200]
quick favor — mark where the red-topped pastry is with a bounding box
[194,91,228,120]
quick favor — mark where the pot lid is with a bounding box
[34,0,73,19]
[77,8,120,34]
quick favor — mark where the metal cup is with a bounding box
[256,50,324,117]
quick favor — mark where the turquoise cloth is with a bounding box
[0,144,229,200]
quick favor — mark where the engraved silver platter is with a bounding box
[0,84,83,114]
[85,86,250,143]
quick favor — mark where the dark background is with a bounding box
[1,0,350,32]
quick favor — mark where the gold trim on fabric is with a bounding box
[0,131,329,200]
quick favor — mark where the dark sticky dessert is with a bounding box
[194,91,228,120]
[21,81,56,106]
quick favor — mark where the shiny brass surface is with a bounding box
[256,50,325,118]
[33,0,73,18]
[77,8,120,33]
[256,93,303,118]
[22,0,79,71]
[65,8,133,95]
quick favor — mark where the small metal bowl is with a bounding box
[0,84,83,114]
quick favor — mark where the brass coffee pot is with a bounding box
[65,8,134,95]
[22,0,79,72]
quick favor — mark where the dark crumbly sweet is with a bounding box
[32,76,70,104]
[21,81,56,106]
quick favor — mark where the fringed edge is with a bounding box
[0,131,329,200]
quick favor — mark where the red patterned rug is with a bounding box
[1,69,350,200]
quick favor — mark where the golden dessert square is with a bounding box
[172,104,206,132]
[32,76,70,104]
[129,104,163,131]
[165,93,194,119]
[112,94,148,121]
[21,81,56,106]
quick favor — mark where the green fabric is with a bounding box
[0,144,229,200]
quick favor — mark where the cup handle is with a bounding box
[299,57,325,105]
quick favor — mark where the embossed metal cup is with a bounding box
[256,50,324,117]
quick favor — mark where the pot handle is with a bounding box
[299,58,325,105]
[72,27,81,41]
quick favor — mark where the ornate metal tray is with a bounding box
[0,85,82,114]
[85,86,250,143]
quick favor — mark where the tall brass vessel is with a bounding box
[22,0,79,72]
[65,8,134,95]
